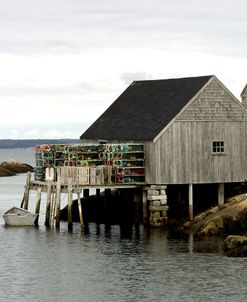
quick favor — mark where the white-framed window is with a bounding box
[212,141,224,153]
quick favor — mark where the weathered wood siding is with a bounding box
[177,78,247,121]
[146,121,247,184]
[145,78,247,184]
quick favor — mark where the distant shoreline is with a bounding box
[0,139,80,149]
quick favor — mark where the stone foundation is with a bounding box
[145,185,168,227]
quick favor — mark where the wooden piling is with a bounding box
[50,189,56,223]
[55,177,61,229]
[35,187,42,225]
[104,189,111,225]
[189,184,193,221]
[45,180,52,226]
[68,177,73,230]
[83,189,89,198]
[134,190,141,227]
[96,188,101,224]
[96,188,100,199]
[142,189,148,225]
[21,171,31,210]
[218,183,224,207]
[77,193,84,226]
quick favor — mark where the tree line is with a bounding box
[0,139,80,149]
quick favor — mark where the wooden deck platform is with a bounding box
[29,179,145,193]
[20,172,147,230]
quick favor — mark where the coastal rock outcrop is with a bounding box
[0,166,15,176]
[0,160,33,177]
[224,235,247,257]
[192,194,247,237]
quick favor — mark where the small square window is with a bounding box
[212,141,224,153]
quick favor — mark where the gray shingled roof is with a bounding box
[80,75,213,141]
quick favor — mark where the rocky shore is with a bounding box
[190,193,247,257]
[0,160,33,177]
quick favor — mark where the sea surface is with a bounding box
[0,148,246,302]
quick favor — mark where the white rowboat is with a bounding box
[3,207,38,226]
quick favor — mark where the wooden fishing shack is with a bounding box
[24,75,247,229]
[80,75,247,222]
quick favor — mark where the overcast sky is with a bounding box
[0,0,247,139]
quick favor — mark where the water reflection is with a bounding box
[1,221,246,302]
[189,232,194,253]
[77,223,225,256]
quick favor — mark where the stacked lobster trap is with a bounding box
[34,143,145,185]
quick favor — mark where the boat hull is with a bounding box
[3,207,38,226]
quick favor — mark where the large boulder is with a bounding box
[193,194,247,236]
[224,235,247,257]
[0,160,33,176]
[0,166,15,176]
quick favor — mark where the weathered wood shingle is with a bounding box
[80,75,213,141]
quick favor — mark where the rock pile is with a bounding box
[224,235,247,257]
[0,160,33,177]
[190,193,247,257]
[192,194,247,237]
[146,185,168,227]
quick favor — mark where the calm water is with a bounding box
[0,149,247,302]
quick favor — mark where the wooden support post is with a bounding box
[96,188,101,225]
[83,189,89,198]
[96,188,100,198]
[134,190,141,227]
[104,189,111,225]
[77,193,84,226]
[142,189,148,225]
[189,184,193,221]
[218,183,224,207]
[34,187,42,226]
[68,177,73,231]
[45,181,52,226]
[50,189,56,223]
[55,177,61,229]
[21,171,31,210]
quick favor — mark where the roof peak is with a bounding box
[132,75,214,84]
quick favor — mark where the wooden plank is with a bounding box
[77,193,84,226]
[55,176,61,229]
[78,167,90,185]
[50,188,56,223]
[34,187,42,226]
[45,180,52,226]
[68,177,73,231]
[21,171,32,210]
